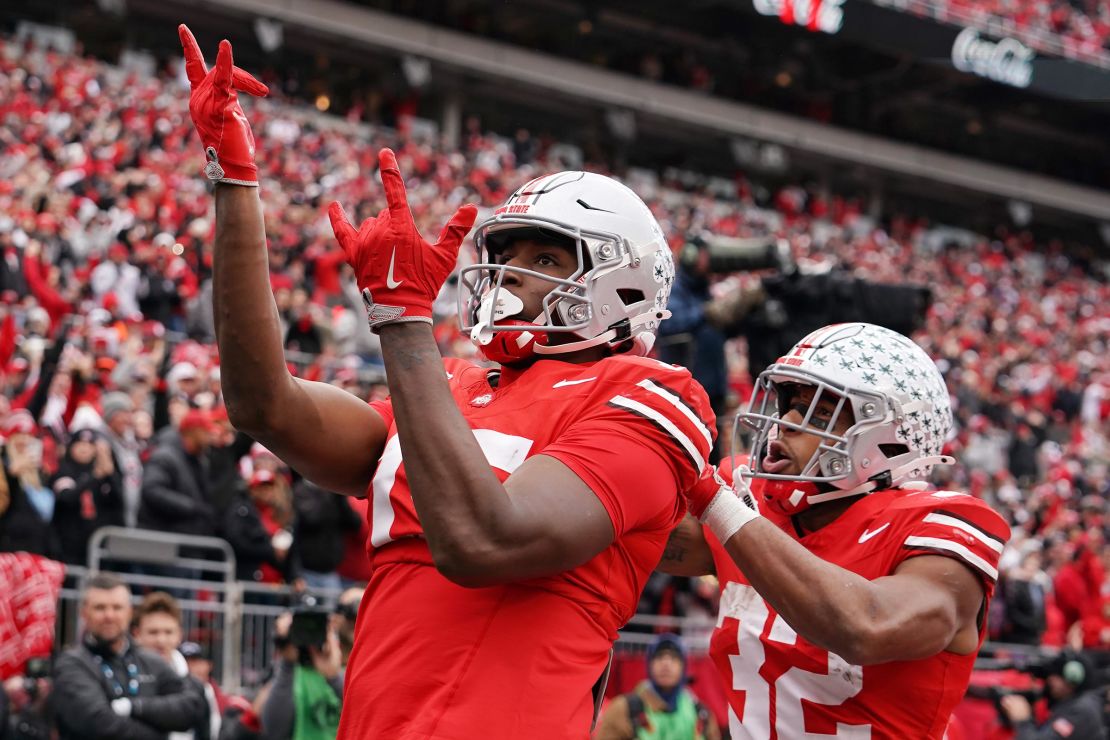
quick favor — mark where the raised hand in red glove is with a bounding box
[179,24,269,186]
[328,148,478,331]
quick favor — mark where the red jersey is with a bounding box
[340,355,714,740]
[707,484,1009,740]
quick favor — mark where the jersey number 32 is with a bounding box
[720,582,871,739]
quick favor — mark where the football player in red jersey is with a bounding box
[659,322,1011,740]
[178,27,716,739]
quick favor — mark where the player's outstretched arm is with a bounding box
[722,524,984,665]
[330,150,617,585]
[181,26,386,497]
[687,468,986,665]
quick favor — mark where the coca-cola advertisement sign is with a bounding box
[753,0,846,35]
[951,27,1034,88]
[739,0,1110,101]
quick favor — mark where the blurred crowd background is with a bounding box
[0,0,1108,736]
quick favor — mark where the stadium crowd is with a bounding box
[0,29,1108,736]
[913,0,1110,62]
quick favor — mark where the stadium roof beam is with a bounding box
[178,0,1110,221]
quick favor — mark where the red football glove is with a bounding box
[179,25,268,186]
[686,465,735,520]
[328,148,478,331]
[686,464,761,543]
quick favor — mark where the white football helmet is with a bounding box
[736,323,955,516]
[458,171,673,362]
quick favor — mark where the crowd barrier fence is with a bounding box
[53,528,1071,695]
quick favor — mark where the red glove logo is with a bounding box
[328,148,478,331]
[179,25,268,186]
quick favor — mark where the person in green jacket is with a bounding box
[594,634,720,740]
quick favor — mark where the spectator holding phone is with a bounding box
[330,588,364,667]
[259,604,342,740]
[0,410,61,559]
[50,428,124,566]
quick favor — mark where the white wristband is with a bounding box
[700,488,761,544]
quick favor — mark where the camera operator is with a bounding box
[330,587,364,666]
[51,573,207,740]
[656,235,776,459]
[1000,651,1106,739]
[259,601,342,740]
[2,658,52,740]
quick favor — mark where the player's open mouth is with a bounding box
[762,440,795,474]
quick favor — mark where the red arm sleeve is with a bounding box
[22,254,72,326]
[894,493,1011,595]
[0,314,15,368]
[543,419,686,536]
[543,373,715,535]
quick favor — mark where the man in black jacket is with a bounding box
[1000,651,1107,739]
[51,573,207,740]
[292,479,362,591]
[999,550,1047,646]
[138,410,218,537]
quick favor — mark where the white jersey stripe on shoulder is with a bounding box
[904,535,999,581]
[610,395,706,473]
[635,379,713,448]
[369,435,404,547]
[922,513,1005,554]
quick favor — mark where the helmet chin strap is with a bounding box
[533,329,615,355]
[534,309,669,355]
[806,454,957,504]
[472,286,669,357]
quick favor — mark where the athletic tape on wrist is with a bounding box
[369,315,433,333]
[700,488,760,544]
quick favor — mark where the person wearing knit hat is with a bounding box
[594,634,720,740]
[101,392,133,426]
[99,392,144,528]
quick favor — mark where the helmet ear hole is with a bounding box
[879,443,909,459]
[616,288,645,306]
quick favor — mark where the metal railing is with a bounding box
[79,528,244,692]
[57,529,1077,693]
[59,530,724,692]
